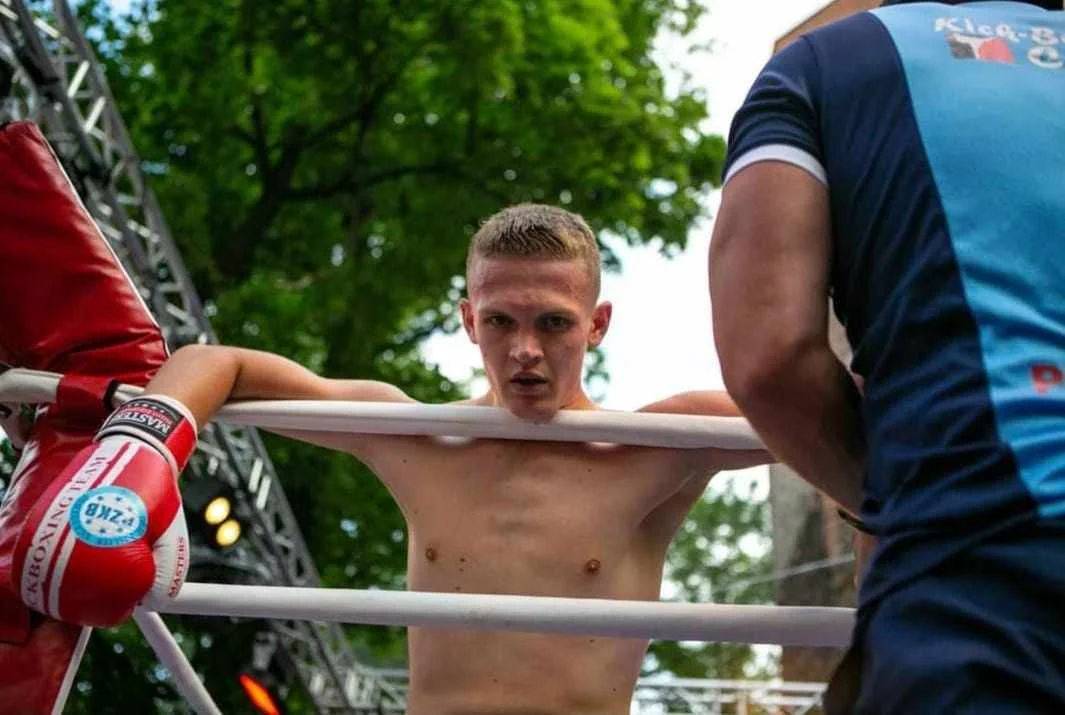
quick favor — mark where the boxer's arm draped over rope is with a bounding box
[638,390,771,471]
[141,344,414,451]
[710,162,865,514]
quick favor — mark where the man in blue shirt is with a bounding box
[710,1,1065,711]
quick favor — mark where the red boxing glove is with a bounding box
[12,395,198,627]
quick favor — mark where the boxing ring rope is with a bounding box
[133,609,222,715]
[0,368,764,449]
[162,583,856,648]
[0,366,855,712]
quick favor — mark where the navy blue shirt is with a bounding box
[724,1,1065,605]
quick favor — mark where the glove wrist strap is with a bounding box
[97,395,198,475]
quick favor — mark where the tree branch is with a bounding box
[304,32,435,150]
[286,160,463,201]
[219,127,307,280]
[240,0,271,175]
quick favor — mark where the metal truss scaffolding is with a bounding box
[0,2,830,713]
[367,669,826,715]
[0,0,395,711]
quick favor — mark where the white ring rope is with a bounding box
[0,368,765,449]
[220,400,763,449]
[162,583,855,648]
[133,609,222,715]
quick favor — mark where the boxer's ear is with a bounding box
[586,301,612,350]
[460,299,477,344]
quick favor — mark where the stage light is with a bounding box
[215,518,242,548]
[204,496,231,525]
[183,478,246,551]
[238,673,283,715]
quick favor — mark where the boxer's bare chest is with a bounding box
[364,436,691,597]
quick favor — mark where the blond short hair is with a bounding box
[467,204,601,297]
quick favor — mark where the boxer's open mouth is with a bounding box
[511,373,548,390]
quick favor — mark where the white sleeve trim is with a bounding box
[724,144,828,187]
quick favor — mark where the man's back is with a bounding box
[728,1,1065,604]
[355,433,705,714]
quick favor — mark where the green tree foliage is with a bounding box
[1,0,773,711]
[648,475,775,680]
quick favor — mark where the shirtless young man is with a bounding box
[138,204,769,713]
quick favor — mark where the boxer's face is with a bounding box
[461,256,611,420]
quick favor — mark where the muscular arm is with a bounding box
[709,162,865,513]
[638,391,773,472]
[143,344,414,453]
[636,391,773,540]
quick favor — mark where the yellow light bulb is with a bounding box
[215,519,242,548]
[204,496,231,525]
